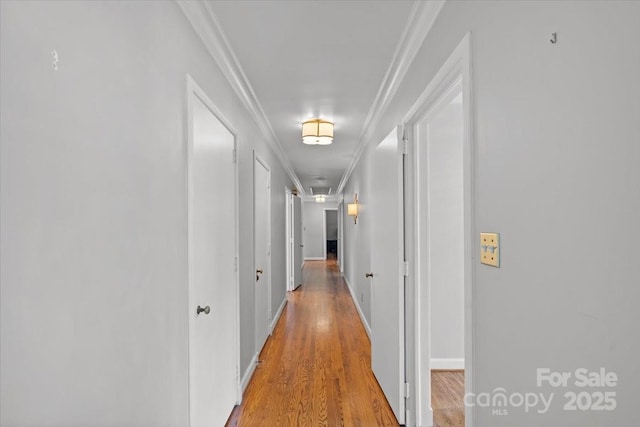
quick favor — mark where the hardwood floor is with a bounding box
[432,370,465,427]
[226,260,398,426]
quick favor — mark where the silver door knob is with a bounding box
[365,272,374,278]
[197,305,210,315]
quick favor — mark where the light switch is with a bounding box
[480,232,500,267]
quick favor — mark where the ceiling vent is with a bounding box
[310,187,332,196]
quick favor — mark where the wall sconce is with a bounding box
[347,194,359,224]
[315,195,326,203]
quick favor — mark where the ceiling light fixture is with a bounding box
[302,119,333,145]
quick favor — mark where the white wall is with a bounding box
[426,98,465,363]
[342,1,640,425]
[302,200,338,259]
[0,1,292,425]
[342,157,373,326]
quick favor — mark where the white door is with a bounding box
[293,195,303,289]
[370,127,405,424]
[286,190,293,292]
[187,77,238,426]
[254,155,271,352]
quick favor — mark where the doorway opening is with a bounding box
[404,34,473,427]
[323,208,338,261]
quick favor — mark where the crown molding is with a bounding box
[177,0,305,195]
[336,0,446,194]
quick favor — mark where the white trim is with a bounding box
[285,187,293,292]
[403,33,474,427]
[185,74,242,416]
[430,358,465,371]
[177,0,304,195]
[336,0,446,194]
[240,352,258,394]
[343,275,371,339]
[338,202,344,273]
[304,257,324,261]
[270,297,288,334]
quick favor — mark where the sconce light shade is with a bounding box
[315,196,326,203]
[302,119,333,145]
[347,193,359,224]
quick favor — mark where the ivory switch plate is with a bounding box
[480,232,500,267]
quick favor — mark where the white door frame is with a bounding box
[285,187,294,292]
[338,202,344,273]
[185,74,241,414]
[322,208,338,260]
[253,152,272,345]
[403,34,474,427]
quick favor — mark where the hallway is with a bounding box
[226,260,398,426]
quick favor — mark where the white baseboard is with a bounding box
[426,407,434,427]
[430,358,465,370]
[304,257,325,261]
[270,297,287,333]
[343,275,371,338]
[240,352,258,394]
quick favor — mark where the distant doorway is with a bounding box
[323,209,338,260]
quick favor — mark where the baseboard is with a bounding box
[426,407,434,427]
[343,275,371,338]
[270,297,287,333]
[430,358,465,370]
[304,257,325,261]
[240,352,258,394]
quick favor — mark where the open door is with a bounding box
[293,195,303,289]
[370,127,405,424]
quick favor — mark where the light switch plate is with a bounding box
[480,232,500,267]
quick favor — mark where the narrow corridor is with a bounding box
[226,260,398,426]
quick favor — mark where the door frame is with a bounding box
[253,152,272,344]
[185,74,241,414]
[403,34,474,427]
[338,202,344,273]
[322,208,338,260]
[285,187,294,292]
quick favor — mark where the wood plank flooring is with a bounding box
[226,260,465,426]
[226,260,398,426]
[432,370,465,427]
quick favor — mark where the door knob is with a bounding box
[197,305,210,315]
[256,269,263,274]
[365,272,374,278]
[256,269,263,281]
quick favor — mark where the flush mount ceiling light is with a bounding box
[302,119,333,145]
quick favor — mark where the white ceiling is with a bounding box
[207,0,416,195]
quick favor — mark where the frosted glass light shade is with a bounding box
[302,119,333,145]
[347,203,358,216]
